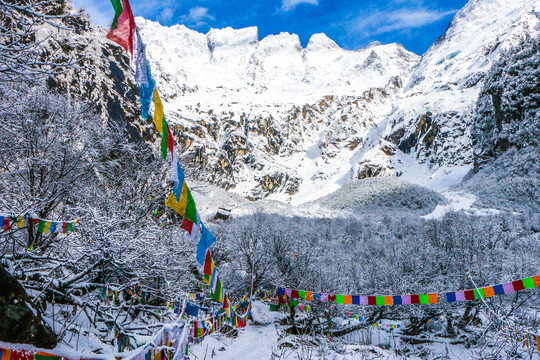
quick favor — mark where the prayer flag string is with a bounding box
[0,213,78,234]
[276,274,540,307]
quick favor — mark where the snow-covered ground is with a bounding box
[187,302,539,360]
[421,191,507,220]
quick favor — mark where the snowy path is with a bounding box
[188,324,278,360]
[422,191,505,219]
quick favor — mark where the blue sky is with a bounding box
[73,0,468,55]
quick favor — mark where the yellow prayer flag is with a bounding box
[153,88,164,134]
[43,221,52,233]
[165,182,188,216]
[16,216,24,228]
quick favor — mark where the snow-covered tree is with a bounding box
[0,0,79,81]
[472,35,540,168]
[0,82,196,345]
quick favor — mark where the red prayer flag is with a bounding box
[181,218,194,234]
[167,125,174,156]
[464,289,475,300]
[203,250,213,276]
[291,289,299,298]
[106,0,135,55]
[11,349,34,360]
[3,217,9,231]
[512,280,525,292]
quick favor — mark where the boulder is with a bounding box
[0,267,57,348]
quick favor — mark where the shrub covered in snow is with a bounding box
[309,177,445,216]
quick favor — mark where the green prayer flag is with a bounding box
[299,291,306,299]
[419,294,429,304]
[478,288,485,298]
[473,289,479,299]
[269,304,278,311]
[34,355,61,360]
[522,277,535,289]
[109,0,123,29]
[37,220,45,232]
[184,188,197,224]
[336,295,344,304]
[161,116,168,160]
[211,281,220,301]
[375,296,384,305]
[66,222,73,232]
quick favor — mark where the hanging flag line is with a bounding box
[276,274,540,307]
[0,213,78,234]
[105,0,246,340]
[468,274,540,352]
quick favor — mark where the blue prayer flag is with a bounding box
[196,222,216,265]
[139,66,155,121]
[185,302,199,317]
[446,292,456,303]
[493,284,504,295]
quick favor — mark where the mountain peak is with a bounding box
[306,33,340,51]
[206,26,259,50]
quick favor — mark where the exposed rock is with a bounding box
[357,163,386,180]
[214,207,232,220]
[0,267,57,348]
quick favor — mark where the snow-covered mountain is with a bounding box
[359,0,540,188]
[135,0,540,203]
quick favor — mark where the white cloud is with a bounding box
[281,0,319,12]
[352,8,456,35]
[72,0,111,27]
[160,7,174,23]
[180,7,215,27]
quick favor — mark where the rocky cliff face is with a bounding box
[42,4,156,145]
[0,267,57,348]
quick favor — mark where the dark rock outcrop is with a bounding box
[0,267,57,348]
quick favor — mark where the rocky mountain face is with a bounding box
[39,3,157,146]
[133,0,539,202]
[370,0,540,178]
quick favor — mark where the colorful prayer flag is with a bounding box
[106,0,135,55]
[153,89,164,133]
[1,216,9,231]
[196,222,216,265]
